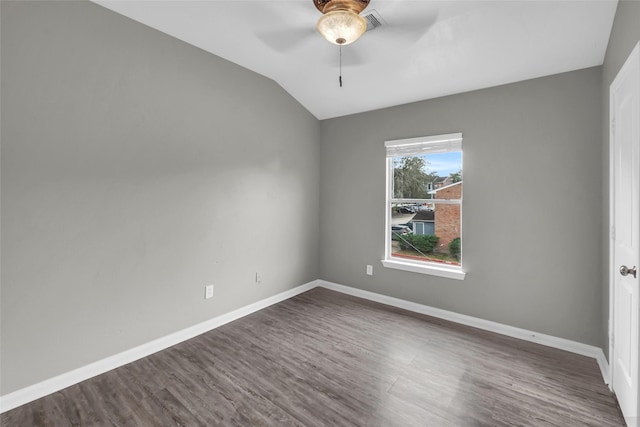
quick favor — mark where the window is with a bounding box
[382,133,465,280]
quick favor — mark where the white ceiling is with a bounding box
[93,0,618,120]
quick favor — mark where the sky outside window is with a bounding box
[422,152,462,177]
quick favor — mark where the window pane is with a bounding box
[392,152,462,199]
[390,202,461,266]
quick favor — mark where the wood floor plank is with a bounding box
[161,342,305,426]
[1,287,625,426]
[1,391,73,427]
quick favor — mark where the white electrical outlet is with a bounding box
[366,265,373,275]
[205,284,214,299]
[255,272,262,283]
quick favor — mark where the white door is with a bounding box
[611,41,640,425]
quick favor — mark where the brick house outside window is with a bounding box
[429,181,462,253]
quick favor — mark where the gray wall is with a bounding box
[319,67,603,346]
[0,1,319,395]
[600,1,640,359]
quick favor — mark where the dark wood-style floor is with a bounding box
[2,288,625,426]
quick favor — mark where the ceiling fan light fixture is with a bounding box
[317,10,366,45]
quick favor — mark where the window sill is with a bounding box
[381,259,466,280]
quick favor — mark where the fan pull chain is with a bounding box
[339,45,343,87]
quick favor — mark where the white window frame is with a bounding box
[381,133,466,280]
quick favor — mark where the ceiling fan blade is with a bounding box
[257,27,318,53]
[375,14,439,45]
[252,1,320,53]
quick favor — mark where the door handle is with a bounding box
[620,265,637,279]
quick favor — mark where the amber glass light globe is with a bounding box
[316,10,367,45]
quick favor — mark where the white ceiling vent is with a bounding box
[363,9,384,32]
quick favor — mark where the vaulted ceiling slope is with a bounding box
[93,0,618,120]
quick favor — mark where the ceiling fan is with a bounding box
[257,0,434,64]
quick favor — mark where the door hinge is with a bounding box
[611,333,615,348]
[611,226,616,241]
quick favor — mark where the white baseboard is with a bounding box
[317,280,611,385]
[1,278,611,413]
[0,280,319,414]
[596,350,611,386]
